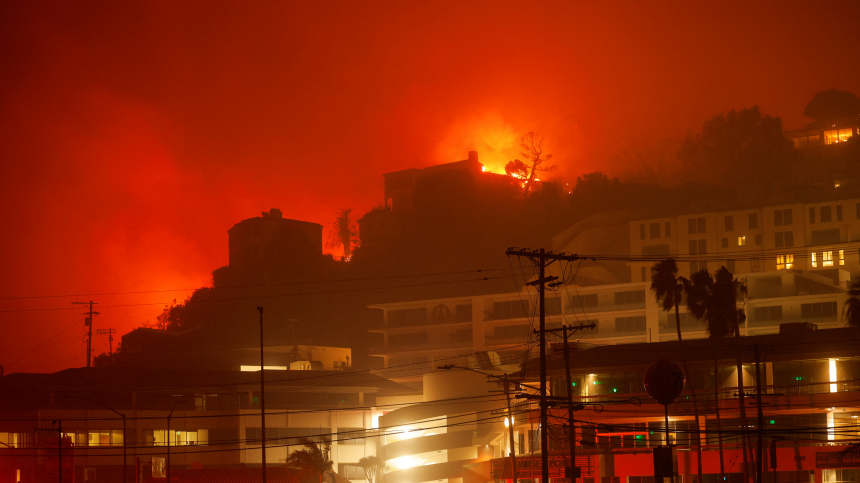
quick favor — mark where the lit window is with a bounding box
[823,251,834,267]
[839,249,845,266]
[811,253,817,268]
[776,254,794,270]
[738,236,746,246]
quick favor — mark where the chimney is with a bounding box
[468,151,479,163]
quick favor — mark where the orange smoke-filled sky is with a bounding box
[1,1,859,373]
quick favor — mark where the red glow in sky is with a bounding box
[1,2,859,373]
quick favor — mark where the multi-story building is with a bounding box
[367,195,860,483]
[373,326,860,483]
[627,199,860,284]
[369,267,850,382]
[0,367,408,483]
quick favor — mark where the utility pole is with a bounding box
[754,343,765,483]
[506,248,581,483]
[54,420,63,483]
[505,380,518,482]
[73,301,98,367]
[97,328,116,354]
[438,364,544,483]
[257,306,267,483]
[540,323,594,482]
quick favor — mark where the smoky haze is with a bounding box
[1,1,859,373]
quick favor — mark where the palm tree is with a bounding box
[685,266,751,483]
[686,267,746,339]
[357,455,388,483]
[286,438,333,483]
[651,259,686,342]
[650,259,703,483]
[326,208,359,260]
[843,278,860,328]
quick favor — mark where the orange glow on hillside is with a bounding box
[435,113,521,174]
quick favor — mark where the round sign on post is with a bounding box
[644,359,685,406]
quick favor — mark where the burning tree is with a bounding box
[326,208,359,260]
[504,132,555,196]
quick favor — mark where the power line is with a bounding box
[0,267,512,301]
[0,274,509,314]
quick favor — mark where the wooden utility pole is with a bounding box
[541,323,595,482]
[755,344,765,483]
[505,381,518,482]
[506,248,582,483]
[96,328,116,354]
[257,306,268,483]
[73,301,98,367]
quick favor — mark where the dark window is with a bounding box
[725,215,734,231]
[492,300,530,320]
[388,308,427,328]
[726,259,736,274]
[755,234,763,245]
[388,332,427,347]
[721,238,728,248]
[450,327,472,342]
[856,202,860,219]
[208,428,239,445]
[753,306,783,321]
[775,231,794,248]
[650,223,661,239]
[641,266,647,281]
[774,208,793,226]
[821,206,832,223]
[837,205,843,221]
[455,304,472,322]
[809,207,816,223]
[615,316,646,334]
[339,464,365,480]
[337,428,366,445]
[688,217,706,234]
[665,222,671,236]
[640,224,646,239]
[801,302,838,319]
[689,239,707,254]
[690,261,706,273]
[749,212,758,229]
[577,293,598,307]
[614,290,645,305]
[493,325,530,339]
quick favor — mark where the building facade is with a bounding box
[0,368,407,483]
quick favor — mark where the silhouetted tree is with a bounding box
[504,132,555,196]
[803,89,860,125]
[685,266,752,481]
[93,344,122,367]
[843,278,860,328]
[326,208,359,260]
[650,259,702,482]
[357,456,388,483]
[679,106,792,183]
[685,267,747,339]
[286,438,333,483]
